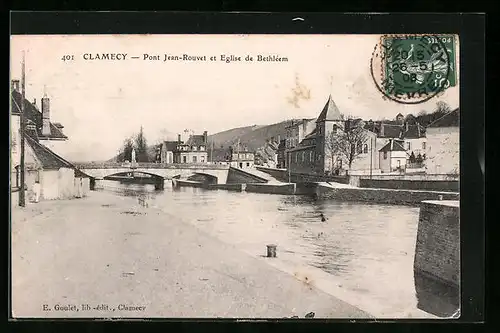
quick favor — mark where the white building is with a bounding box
[425,109,460,175]
[378,139,408,173]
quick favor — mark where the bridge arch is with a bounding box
[102,170,165,190]
[186,172,218,185]
[103,170,165,180]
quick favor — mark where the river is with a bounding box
[96,179,458,318]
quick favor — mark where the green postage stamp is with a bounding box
[371,34,457,104]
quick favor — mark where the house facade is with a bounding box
[284,118,316,151]
[161,132,209,164]
[229,146,255,169]
[378,139,408,173]
[425,108,459,175]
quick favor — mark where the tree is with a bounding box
[135,126,149,162]
[120,137,134,162]
[435,101,451,114]
[325,120,367,174]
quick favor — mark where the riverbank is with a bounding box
[174,179,459,206]
[11,191,371,318]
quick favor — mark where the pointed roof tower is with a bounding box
[316,94,342,123]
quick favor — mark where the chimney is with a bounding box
[11,80,20,92]
[41,94,51,136]
[203,131,208,143]
[278,135,281,143]
[177,134,181,143]
[380,123,385,137]
[33,98,37,107]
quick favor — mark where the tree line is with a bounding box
[117,126,150,163]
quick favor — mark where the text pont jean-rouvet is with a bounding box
[81,53,288,62]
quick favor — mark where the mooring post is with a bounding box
[266,244,277,258]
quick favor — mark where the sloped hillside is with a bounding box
[208,119,298,152]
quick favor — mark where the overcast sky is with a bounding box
[10,35,459,161]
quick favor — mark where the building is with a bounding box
[425,108,459,175]
[10,79,91,202]
[362,114,427,172]
[378,139,408,173]
[160,140,179,164]
[208,146,232,165]
[276,139,286,168]
[284,118,316,158]
[256,138,279,168]
[11,80,68,160]
[172,131,208,164]
[229,145,255,169]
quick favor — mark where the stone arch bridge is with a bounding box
[75,162,230,189]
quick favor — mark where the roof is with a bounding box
[304,127,317,139]
[285,118,315,129]
[209,147,232,162]
[186,135,206,146]
[11,90,68,140]
[379,139,407,153]
[162,140,180,151]
[24,134,73,171]
[268,141,279,150]
[401,124,426,139]
[316,95,342,122]
[428,108,459,128]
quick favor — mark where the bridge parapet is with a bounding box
[74,162,230,170]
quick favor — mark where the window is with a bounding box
[201,156,205,163]
[317,154,321,161]
[363,144,368,154]
[318,126,322,134]
[183,156,187,163]
[357,143,363,154]
[168,155,173,164]
[193,156,197,163]
[301,152,305,162]
[295,153,298,162]
[309,151,313,162]
[406,142,411,150]
[192,146,197,151]
[332,127,337,135]
[422,142,426,150]
[397,160,401,168]
[383,152,388,160]
[200,146,205,151]
[246,162,250,167]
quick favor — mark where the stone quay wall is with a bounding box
[414,201,460,288]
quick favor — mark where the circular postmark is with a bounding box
[370,34,454,104]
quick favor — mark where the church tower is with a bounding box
[315,94,343,174]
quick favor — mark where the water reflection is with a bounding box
[96,180,457,318]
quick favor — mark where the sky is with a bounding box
[10,35,459,162]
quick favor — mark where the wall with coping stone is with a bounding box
[359,179,459,192]
[315,185,459,206]
[227,167,268,184]
[414,201,460,289]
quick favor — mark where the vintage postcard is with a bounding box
[10,34,460,319]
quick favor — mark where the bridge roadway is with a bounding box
[74,162,230,185]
